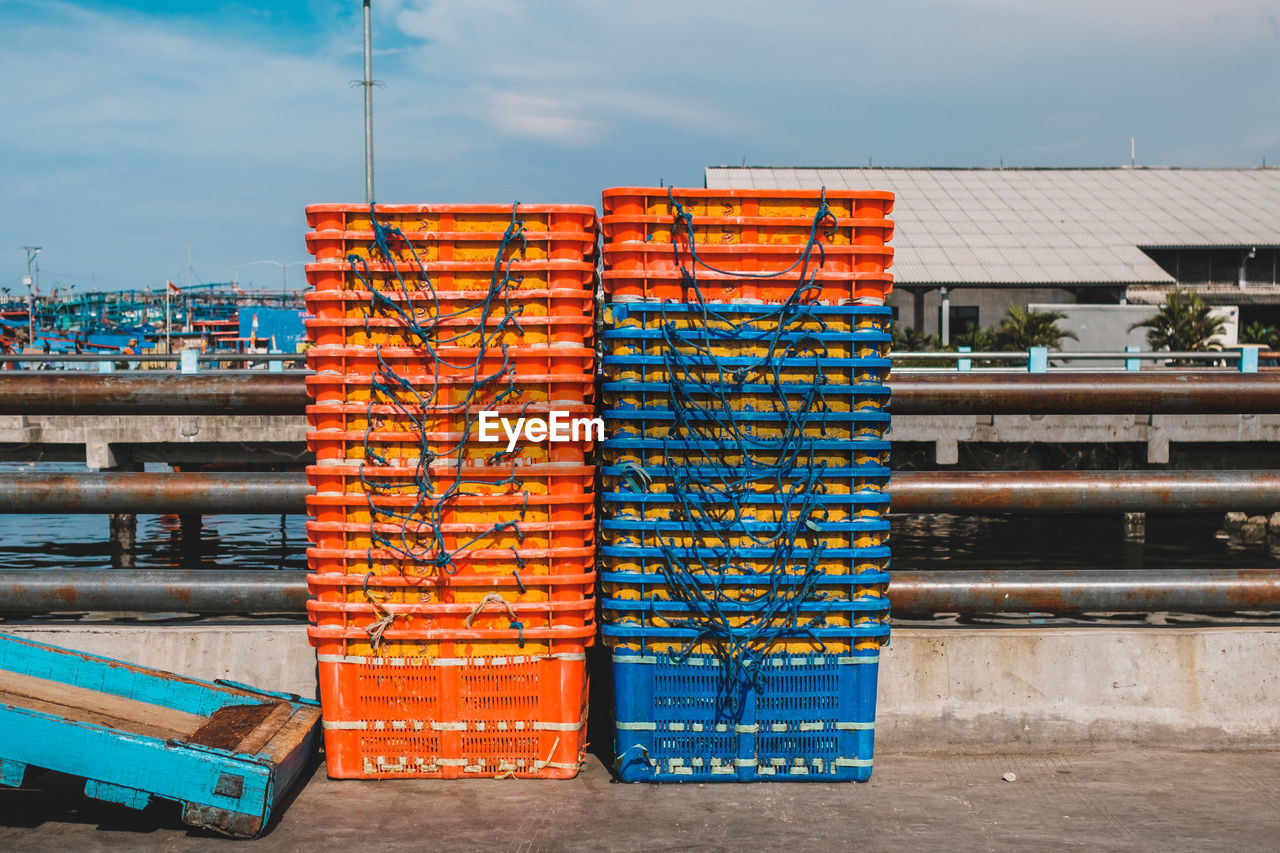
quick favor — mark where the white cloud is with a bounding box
[955,0,1280,41]
[2,1,1277,290]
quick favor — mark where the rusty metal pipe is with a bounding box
[0,473,311,514]
[889,372,1280,415]
[889,470,1280,514]
[0,570,309,614]
[1,569,1278,615]
[0,470,1276,514]
[0,373,309,415]
[890,569,1280,616]
[0,372,1277,415]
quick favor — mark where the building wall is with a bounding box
[1143,247,1280,287]
[888,286,1081,338]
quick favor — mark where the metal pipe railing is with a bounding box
[893,350,1248,362]
[0,472,309,515]
[0,374,309,415]
[0,470,1276,515]
[3,350,1271,365]
[1,569,1276,616]
[888,372,1280,415]
[0,372,1277,415]
[0,353,306,363]
[0,570,308,614]
[889,470,1280,514]
[889,569,1280,617]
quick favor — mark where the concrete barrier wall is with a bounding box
[877,626,1280,749]
[6,624,1279,749]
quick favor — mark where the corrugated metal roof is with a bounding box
[704,167,1280,286]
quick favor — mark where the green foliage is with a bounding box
[992,306,1078,350]
[951,324,997,351]
[1128,290,1225,353]
[890,323,942,368]
[891,324,941,352]
[1240,321,1279,350]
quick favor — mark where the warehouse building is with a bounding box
[705,166,1280,342]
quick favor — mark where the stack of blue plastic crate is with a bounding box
[597,187,895,781]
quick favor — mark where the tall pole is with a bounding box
[21,247,40,348]
[363,0,375,205]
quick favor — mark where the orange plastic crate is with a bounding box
[305,230,596,263]
[306,517,594,553]
[309,571,593,607]
[305,376,595,412]
[306,203,597,234]
[303,286,595,319]
[305,258,595,294]
[311,647,589,779]
[305,345,594,381]
[306,401,598,435]
[307,424,595,465]
[305,260,596,294]
[601,242,893,275]
[307,544,595,578]
[308,491,594,526]
[306,462,595,498]
[601,269,894,304]
[304,317,592,349]
[308,597,595,635]
[600,213,894,247]
[602,187,893,220]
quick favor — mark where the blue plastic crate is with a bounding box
[600,544,892,578]
[601,490,890,521]
[604,301,893,328]
[600,462,892,489]
[602,353,892,374]
[602,380,890,414]
[601,436,890,462]
[604,330,889,359]
[601,517,890,549]
[602,543,890,559]
[609,645,884,782]
[601,354,890,389]
[603,408,891,443]
[601,596,890,629]
[600,568,892,589]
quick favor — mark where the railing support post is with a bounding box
[1125,345,1140,371]
[1237,345,1260,374]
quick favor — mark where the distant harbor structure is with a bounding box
[0,283,305,360]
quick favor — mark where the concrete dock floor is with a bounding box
[2,749,1278,851]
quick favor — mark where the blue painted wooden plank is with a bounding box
[0,634,261,717]
[0,634,321,837]
[84,779,153,810]
[0,703,272,830]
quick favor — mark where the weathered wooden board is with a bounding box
[0,634,319,837]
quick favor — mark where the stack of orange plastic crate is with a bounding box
[303,203,598,779]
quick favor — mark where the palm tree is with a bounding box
[952,324,998,351]
[1240,320,1279,351]
[890,325,941,352]
[993,306,1078,350]
[1129,290,1225,353]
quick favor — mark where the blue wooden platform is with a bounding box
[0,634,319,837]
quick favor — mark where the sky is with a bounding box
[2,0,1279,292]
